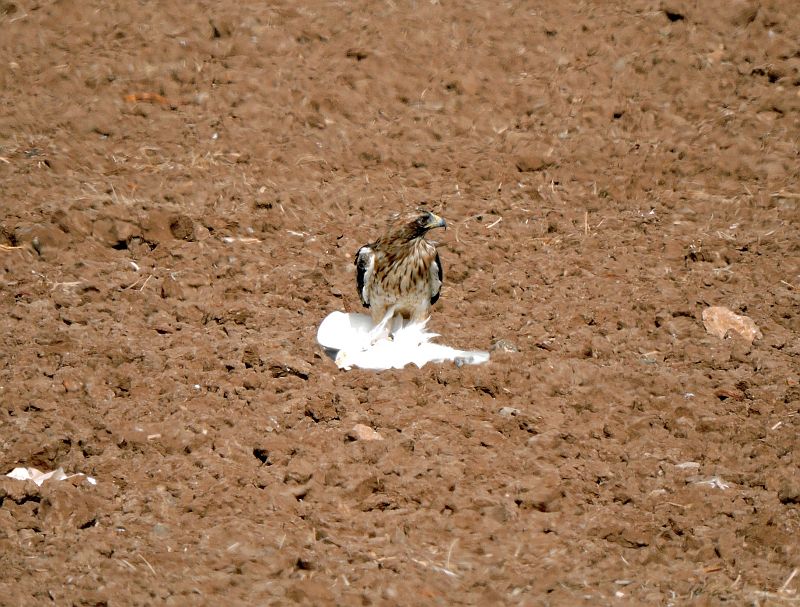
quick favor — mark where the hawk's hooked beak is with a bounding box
[426,213,447,230]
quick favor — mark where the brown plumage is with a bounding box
[355,211,446,325]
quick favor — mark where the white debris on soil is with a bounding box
[5,467,97,486]
[690,476,730,490]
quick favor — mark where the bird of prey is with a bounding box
[355,210,447,328]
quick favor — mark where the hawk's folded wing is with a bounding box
[355,246,375,308]
[430,251,443,305]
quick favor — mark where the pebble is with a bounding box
[347,424,383,441]
[702,306,762,344]
[62,377,83,393]
[491,339,519,353]
[514,149,553,173]
[778,481,800,505]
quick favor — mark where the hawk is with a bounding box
[355,210,447,327]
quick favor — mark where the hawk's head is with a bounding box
[388,211,447,242]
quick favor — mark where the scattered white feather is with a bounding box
[6,466,97,486]
[317,311,490,370]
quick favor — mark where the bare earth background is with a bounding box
[1,0,799,605]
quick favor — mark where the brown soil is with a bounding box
[1,0,799,604]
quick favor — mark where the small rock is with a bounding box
[305,394,344,423]
[498,406,521,417]
[514,149,553,173]
[62,377,83,393]
[702,306,762,344]
[491,339,519,353]
[724,0,759,26]
[778,481,800,505]
[169,214,195,240]
[160,276,185,300]
[347,424,383,442]
[268,357,311,380]
[148,310,176,334]
[39,483,98,532]
[91,218,139,248]
[515,476,563,512]
[284,459,314,485]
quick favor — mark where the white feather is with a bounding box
[316,311,490,371]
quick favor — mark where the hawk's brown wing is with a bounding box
[430,250,443,305]
[354,245,375,308]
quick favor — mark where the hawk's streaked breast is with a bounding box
[354,211,446,325]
